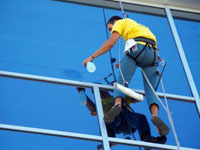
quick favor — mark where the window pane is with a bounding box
[0,0,112,82]
[0,76,99,135]
[0,0,192,96]
[127,97,200,148]
[174,18,200,95]
[165,99,200,148]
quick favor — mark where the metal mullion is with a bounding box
[93,86,110,150]
[165,7,200,115]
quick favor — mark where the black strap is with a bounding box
[126,42,157,67]
[150,49,156,66]
[134,37,156,47]
[134,43,148,60]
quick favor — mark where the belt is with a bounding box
[125,37,158,67]
[134,37,157,50]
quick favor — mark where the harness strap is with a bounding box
[126,42,157,67]
[134,43,148,60]
[150,49,157,67]
[134,37,157,50]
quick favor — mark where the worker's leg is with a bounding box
[136,45,169,136]
[142,65,169,136]
[114,54,138,101]
[104,54,137,123]
[142,65,159,111]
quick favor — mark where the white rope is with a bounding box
[141,69,168,112]
[160,77,180,149]
[118,1,180,149]
[142,69,180,150]
[118,38,128,85]
[119,0,125,18]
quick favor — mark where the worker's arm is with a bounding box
[77,88,97,115]
[86,95,97,115]
[82,32,120,66]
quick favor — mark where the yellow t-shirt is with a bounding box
[112,18,157,46]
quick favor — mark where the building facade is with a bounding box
[0,0,200,149]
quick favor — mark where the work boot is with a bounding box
[151,116,169,136]
[104,104,122,123]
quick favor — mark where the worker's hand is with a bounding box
[82,56,93,67]
[115,63,119,68]
[90,111,97,116]
[115,61,121,68]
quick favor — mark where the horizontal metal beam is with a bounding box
[108,137,200,150]
[0,70,195,102]
[0,124,102,142]
[134,89,195,102]
[55,0,165,17]
[55,0,200,22]
[111,0,200,14]
[0,124,199,150]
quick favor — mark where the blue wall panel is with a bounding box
[174,19,200,95]
[0,0,112,83]
[0,0,200,149]
[0,76,99,135]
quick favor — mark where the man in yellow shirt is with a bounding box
[83,16,169,136]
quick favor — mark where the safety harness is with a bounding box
[125,37,158,67]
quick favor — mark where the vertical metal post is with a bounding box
[165,7,200,115]
[93,86,111,150]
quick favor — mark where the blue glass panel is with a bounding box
[0,76,99,135]
[0,0,192,96]
[166,100,200,148]
[104,9,192,96]
[0,0,112,83]
[1,0,199,149]
[0,130,100,150]
[174,19,200,95]
[131,98,200,148]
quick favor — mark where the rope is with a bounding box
[118,0,180,149]
[118,38,128,85]
[119,0,127,18]
[142,69,180,150]
[119,0,125,17]
[160,77,180,149]
[102,8,117,82]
